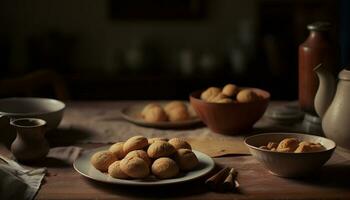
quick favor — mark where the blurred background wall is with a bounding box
[0,0,341,100]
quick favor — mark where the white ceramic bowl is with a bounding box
[0,97,65,130]
[244,133,336,178]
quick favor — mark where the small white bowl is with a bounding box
[244,133,336,178]
[0,97,65,130]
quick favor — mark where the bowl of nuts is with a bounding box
[244,133,336,178]
[189,84,270,134]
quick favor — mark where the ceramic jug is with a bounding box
[314,64,350,150]
[299,21,336,116]
[10,118,49,162]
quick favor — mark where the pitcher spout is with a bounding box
[314,63,336,118]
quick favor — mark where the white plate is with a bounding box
[121,101,201,128]
[73,146,215,186]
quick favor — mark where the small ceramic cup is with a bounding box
[10,118,49,162]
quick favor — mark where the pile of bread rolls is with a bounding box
[141,101,192,122]
[90,136,199,180]
[200,84,262,103]
[259,138,325,153]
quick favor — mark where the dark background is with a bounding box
[0,0,347,101]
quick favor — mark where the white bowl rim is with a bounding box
[0,97,66,116]
[244,132,337,154]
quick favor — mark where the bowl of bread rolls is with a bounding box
[190,83,270,134]
[244,132,336,178]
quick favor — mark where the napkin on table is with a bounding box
[0,145,83,200]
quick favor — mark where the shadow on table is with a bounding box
[46,127,94,147]
[84,165,241,198]
[290,161,350,189]
[87,177,209,198]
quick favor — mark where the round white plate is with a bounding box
[120,101,201,128]
[73,146,215,186]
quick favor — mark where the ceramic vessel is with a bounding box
[0,97,65,146]
[298,21,336,116]
[189,88,270,135]
[10,118,49,162]
[244,133,336,178]
[314,64,350,150]
[0,97,65,130]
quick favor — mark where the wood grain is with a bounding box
[32,144,350,200]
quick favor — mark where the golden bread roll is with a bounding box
[200,87,221,101]
[151,157,179,179]
[174,149,198,171]
[277,138,299,153]
[124,150,152,167]
[141,103,158,116]
[147,141,176,158]
[123,135,149,154]
[222,84,239,97]
[108,161,129,179]
[142,105,168,122]
[294,141,325,153]
[90,151,117,172]
[164,101,187,113]
[120,157,150,178]
[168,138,192,150]
[109,142,126,159]
[236,89,260,103]
[148,137,168,145]
[166,107,190,121]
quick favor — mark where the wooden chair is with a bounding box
[0,69,69,101]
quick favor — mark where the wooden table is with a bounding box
[2,101,350,200]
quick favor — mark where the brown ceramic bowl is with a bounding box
[189,88,270,134]
[244,133,336,178]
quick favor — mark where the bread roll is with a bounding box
[166,107,189,121]
[148,137,168,145]
[90,151,117,172]
[222,84,239,97]
[164,101,187,113]
[124,150,151,167]
[236,89,260,103]
[108,160,129,179]
[147,141,176,158]
[174,149,198,171]
[168,138,191,150]
[151,157,179,179]
[200,87,221,101]
[123,135,149,154]
[142,105,168,122]
[120,157,150,178]
[109,142,126,159]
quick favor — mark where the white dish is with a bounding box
[0,97,65,130]
[121,101,201,128]
[73,146,215,186]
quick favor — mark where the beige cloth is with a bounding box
[0,145,82,200]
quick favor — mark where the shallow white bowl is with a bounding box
[0,97,65,130]
[244,132,336,178]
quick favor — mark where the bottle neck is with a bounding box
[309,30,330,40]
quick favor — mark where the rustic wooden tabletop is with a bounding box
[1,101,350,200]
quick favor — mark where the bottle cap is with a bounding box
[307,21,331,31]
